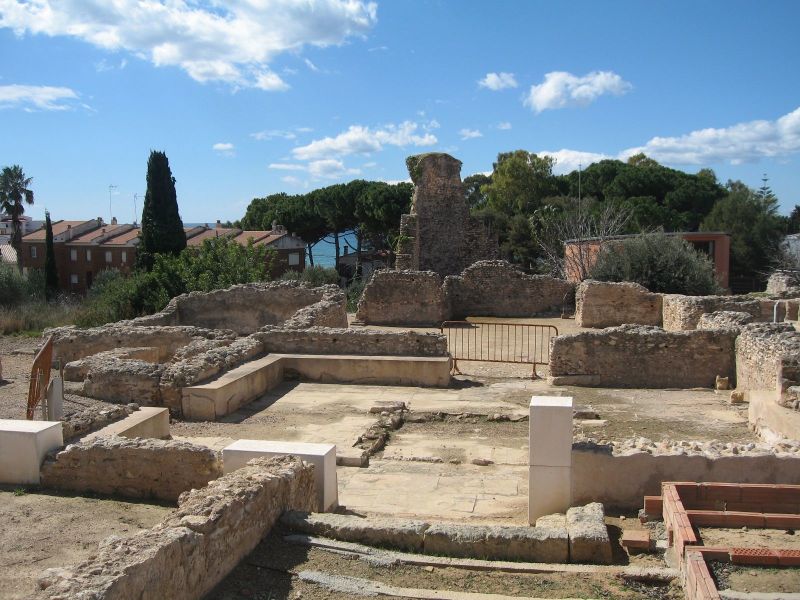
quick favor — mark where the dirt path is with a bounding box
[0,489,173,600]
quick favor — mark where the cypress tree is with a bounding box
[138,150,186,270]
[44,210,59,301]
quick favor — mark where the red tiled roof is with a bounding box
[103,228,141,245]
[68,224,130,244]
[185,228,239,246]
[22,220,89,241]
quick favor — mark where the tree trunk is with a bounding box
[11,209,22,272]
[334,231,340,269]
[355,229,363,280]
[307,242,315,266]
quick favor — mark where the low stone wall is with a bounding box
[356,260,574,325]
[575,280,662,328]
[445,260,574,319]
[256,326,449,357]
[61,404,135,442]
[549,325,737,388]
[572,445,800,510]
[355,270,448,326]
[662,294,762,331]
[697,310,754,331]
[766,270,800,295]
[39,456,315,600]
[40,437,223,501]
[736,322,800,397]
[130,281,345,335]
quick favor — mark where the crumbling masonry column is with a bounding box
[528,396,573,523]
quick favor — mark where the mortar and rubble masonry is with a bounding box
[280,503,611,564]
[576,280,662,328]
[38,456,316,600]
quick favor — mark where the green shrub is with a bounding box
[281,265,340,287]
[25,268,46,301]
[0,264,27,307]
[590,232,722,295]
[346,278,367,312]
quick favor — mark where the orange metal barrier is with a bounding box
[440,321,558,379]
[26,335,53,420]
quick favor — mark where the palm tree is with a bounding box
[0,165,35,269]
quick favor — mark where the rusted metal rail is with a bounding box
[439,321,558,379]
[26,335,53,420]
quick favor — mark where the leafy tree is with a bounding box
[626,152,660,168]
[44,211,59,300]
[482,150,558,214]
[701,180,786,280]
[788,205,800,235]
[354,181,412,268]
[463,173,491,209]
[591,232,721,295]
[0,165,34,267]
[138,151,185,270]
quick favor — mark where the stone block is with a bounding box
[223,439,337,512]
[566,503,612,564]
[0,419,63,485]
[529,465,572,524]
[529,396,573,467]
[84,407,170,441]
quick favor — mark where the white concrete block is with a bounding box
[0,419,63,485]
[223,439,338,512]
[528,464,572,524]
[529,396,573,467]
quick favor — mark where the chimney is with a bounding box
[111,217,118,225]
[216,220,222,229]
[66,224,72,241]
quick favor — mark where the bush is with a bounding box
[0,264,27,307]
[346,277,367,312]
[280,265,340,287]
[25,268,46,302]
[590,232,722,295]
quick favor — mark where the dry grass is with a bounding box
[0,300,83,336]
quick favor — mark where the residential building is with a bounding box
[20,219,102,289]
[563,231,731,290]
[0,213,43,243]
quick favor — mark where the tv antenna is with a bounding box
[108,184,117,223]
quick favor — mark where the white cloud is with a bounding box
[281,175,301,185]
[459,128,482,140]
[539,106,800,170]
[212,142,235,156]
[497,121,512,130]
[268,162,305,171]
[304,58,320,72]
[252,129,297,141]
[308,158,360,179]
[292,121,437,161]
[525,70,632,113]
[0,0,377,91]
[0,84,80,111]
[478,72,517,91]
[95,57,127,72]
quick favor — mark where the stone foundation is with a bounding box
[696,310,754,331]
[575,280,662,328]
[662,294,761,331]
[61,404,135,442]
[40,437,223,502]
[549,325,737,388]
[766,270,800,295]
[38,456,315,600]
[736,322,800,400]
[356,261,574,325]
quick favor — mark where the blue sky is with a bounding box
[1,0,799,227]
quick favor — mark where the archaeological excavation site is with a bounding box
[2,153,800,600]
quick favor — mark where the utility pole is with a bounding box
[133,193,138,226]
[108,184,117,223]
[578,163,582,210]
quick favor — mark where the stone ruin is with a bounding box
[395,153,498,275]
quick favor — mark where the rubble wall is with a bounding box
[766,270,800,295]
[736,322,800,395]
[575,280,662,328]
[549,325,737,388]
[662,294,761,331]
[355,270,448,326]
[131,282,346,335]
[39,456,315,600]
[40,437,223,502]
[256,327,449,357]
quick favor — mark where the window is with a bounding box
[30,246,37,259]
[121,251,127,264]
[70,274,78,285]
[86,250,91,261]
[105,251,112,263]
[70,249,77,261]
[288,252,300,266]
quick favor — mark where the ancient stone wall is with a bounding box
[766,270,800,295]
[662,294,762,331]
[130,282,345,335]
[256,327,448,357]
[39,456,315,600]
[549,325,737,388]
[40,437,223,501]
[697,311,754,331]
[735,322,800,396]
[61,404,134,442]
[398,153,498,276]
[355,270,448,326]
[444,260,574,318]
[356,260,573,325]
[575,280,662,328]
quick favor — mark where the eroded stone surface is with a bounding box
[566,503,612,564]
[575,280,662,328]
[662,294,761,331]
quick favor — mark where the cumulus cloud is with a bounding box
[0,84,80,111]
[525,70,631,113]
[0,0,377,90]
[212,142,235,156]
[478,72,517,91]
[459,128,482,140]
[292,121,437,161]
[539,106,800,170]
[308,158,360,179]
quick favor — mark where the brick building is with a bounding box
[20,219,305,294]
